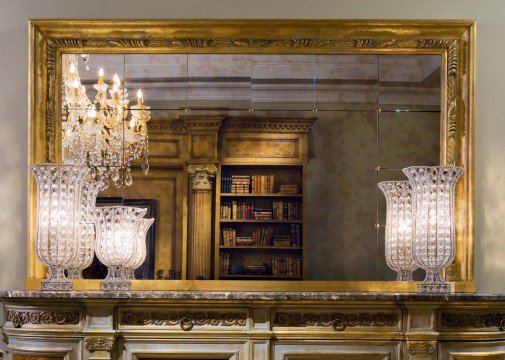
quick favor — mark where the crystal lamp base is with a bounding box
[100,265,131,291]
[100,280,131,291]
[41,266,73,291]
[418,283,452,294]
[418,270,452,294]
[41,280,73,291]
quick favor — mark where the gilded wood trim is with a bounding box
[28,19,476,290]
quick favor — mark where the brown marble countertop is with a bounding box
[1,290,505,302]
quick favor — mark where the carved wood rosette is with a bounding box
[5,309,79,328]
[273,312,399,331]
[120,310,247,331]
[407,340,437,354]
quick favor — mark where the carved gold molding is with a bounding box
[274,312,398,331]
[407,340,437,355]
[28,20,475,287]
[85,337,114,352]
[441,313,505,331]
[120,311,247,331]
[5,309,79,328]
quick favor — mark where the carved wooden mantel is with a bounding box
[2,292,505,360]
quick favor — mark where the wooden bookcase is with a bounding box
[214,116,315,280]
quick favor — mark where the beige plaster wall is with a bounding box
[0,0,503,293]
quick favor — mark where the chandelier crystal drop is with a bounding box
[61,54,151,189]
[124,217,154,280]
[31,164,90,291]
[403,165,464,294]
[378,181,417,281]
[66,179,102,279]
[94,206,147,291]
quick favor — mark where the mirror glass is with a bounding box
[61,53,441,281]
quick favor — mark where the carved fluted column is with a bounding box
[187,164,217,279]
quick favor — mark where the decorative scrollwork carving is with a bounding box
[441,313,505,331]
[5,309,79,328]
[407,340,437,354]
[274,312,398,331]
[187,164,218,191]
[85,337,114,352]
[120,310,247,331]
[108,38,149,47]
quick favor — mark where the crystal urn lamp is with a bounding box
[124,217,154,280]
[31,164,89,291]
[403,165,464,294]
[65,180,101,279]
[94,206,147,290]
[378,181,417,281]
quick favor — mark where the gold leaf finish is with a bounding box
[28,20,475,291]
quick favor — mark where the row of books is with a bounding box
[229,175,251,194]
[221,227,237,246]
[279,184,300,194]
[220,201,254,220]
[251,175,275,194]
[235,236,254,246]
[272,258,302,276]
[221,225,302,247]
[272,235,291,247]
[273,201,303,220]
[246,263,268,275]
[221,173,277,194]
[219,253,231,275]
[290,224,302,247]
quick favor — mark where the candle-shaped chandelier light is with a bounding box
[94,206,147,291]
[31,164,89,291]
[378,181,417,281]
[403,165,464,294]
[62,55,151,189]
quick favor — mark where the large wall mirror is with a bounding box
[28,20,475,292]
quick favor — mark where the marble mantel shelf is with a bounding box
[4,290,505,359]
[2,290,505,302]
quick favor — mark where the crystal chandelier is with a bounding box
[403,165,464,294]
[94,206,147,290]
[62,55,151,188]
[31,164,90,291]
[378,181,417,281]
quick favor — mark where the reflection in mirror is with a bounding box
[60,53,441,281]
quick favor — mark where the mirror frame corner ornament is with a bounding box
[27,19,476,292]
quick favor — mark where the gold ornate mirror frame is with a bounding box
[27,19,475,292]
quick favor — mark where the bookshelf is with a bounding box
[216,164,305,280]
